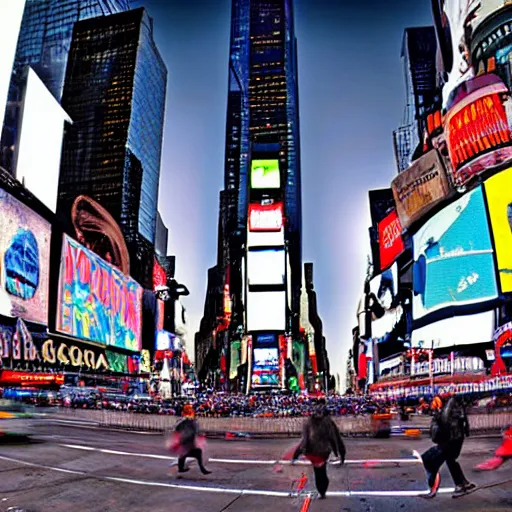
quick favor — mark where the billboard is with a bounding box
[413,187,498,320]
[153,258,166,291]
[411,310,495,349]
[57,235,143,351]
[247,248,285,286]
[0,189,51,325]
[246,291,286,332]
[378,210,404,270]
[0,1,25,130]
[445,75,512,185]
[251,347,280,387]
[247,228,284,248]
[250,159,280,189]
[391,149,452,228]
[484,167,512,293]
[15,69,71,213]
[248,202,283,232]
[155,330,175,351]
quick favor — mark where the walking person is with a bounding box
[291,401,346,499]
[421,395,475,498]
[167,404,211,475]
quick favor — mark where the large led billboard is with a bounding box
[484,167,512,294]
[57,235,143,351]
[411,310,495,349]
[0,189,51,325]
[250,159,280,189]
[0,1,25,130]
[246,291,286,332]
[248,202,283,232]
[251,348,280,387]
[247,228,285,248]
[15,69,71,213]
[391,149,452,228]
[413,187,498,320]
[445,75,512,185]
[247,248,285,286]
[378,210,404,270]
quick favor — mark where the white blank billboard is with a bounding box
[411,310,495,350]
[0,1,25,130]
[247,291,286,332]
[247,248,285,286]
[15,68,71,213]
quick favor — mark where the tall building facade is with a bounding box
[197,0,304,392]
[57,8,167,287]
[0,0,130,172]
[393,27,440,173]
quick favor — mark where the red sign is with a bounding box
[155,350,174,361]
[378,210,404,270]
[248,202,283,232]
[153,258,166,291]
[0,370,64,386]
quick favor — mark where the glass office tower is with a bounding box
[58,7,167,246]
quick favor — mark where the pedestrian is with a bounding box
[167,404,211,475]
[421,395,475,498]
[291,401,346,499]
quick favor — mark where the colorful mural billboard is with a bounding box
[57,235,142,351]
[0,189,51,325]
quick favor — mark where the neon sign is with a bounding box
[0,370,64,385]
[248,202,283,232]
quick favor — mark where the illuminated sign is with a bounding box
[246,291,286,332]
[248,202,283,232]
[41,339,110,371]
[392,149,452,228]
[251,347,280,387]
[377,210,404,270]
[413,187,498,320]
[0,370,64,386]
[140,349,151,373]
[153,258,166,292]
[155,330,175,351]
[247,248,285,286]
[445,76,512,185]
[250,159,280,189]
[484,167,512,293]
[493,322,512,374]
[57,235,143,351]
[0,189,51,325]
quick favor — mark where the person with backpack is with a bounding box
[421,395,475,498]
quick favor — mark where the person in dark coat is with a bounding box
[422,395,475,498]
[291,402,346,499]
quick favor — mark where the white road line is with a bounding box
[0,454,455,498]
[59,443,421,465]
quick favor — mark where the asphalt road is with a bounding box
[0,419,511,512]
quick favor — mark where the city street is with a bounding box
[0,421,510,511]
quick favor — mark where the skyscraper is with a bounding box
[197,0,303,392]
[57,7,167,287]
[1,0,130,172]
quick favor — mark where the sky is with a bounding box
[135,0,434,386]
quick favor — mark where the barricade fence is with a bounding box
[47,408,512,436]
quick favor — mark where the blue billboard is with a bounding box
[413,187,498,320]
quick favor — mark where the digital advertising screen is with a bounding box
[391,149,452,228]
[0,189,51,325]
[250,159,280,189]
[484,167,512,294]
[413,187,498,320]
[153,258,166,291]
[246,291,286,332]
[251,347,280,387]
[411,310,495,349]
[445,75,512,185]
[247,248,285,286]
[248,202,283,232]
[247,228,285,249]
[155,330,175,351]
[378,210,404,270]
[57,235,143,351]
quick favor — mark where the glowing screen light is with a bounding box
[378,210,404,270]
[250,159,280,189]
[246,291,286,332]
[57,235,143,351]
[251,348,280,387]
[412,187,498,320]
[0,189,51,325]
[445,77,512,185]
[15,69,71,213]
[484,167,512,293]
[248,202,283,232]
[247,248,285,286]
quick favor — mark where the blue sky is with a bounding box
[136,0,434,383]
